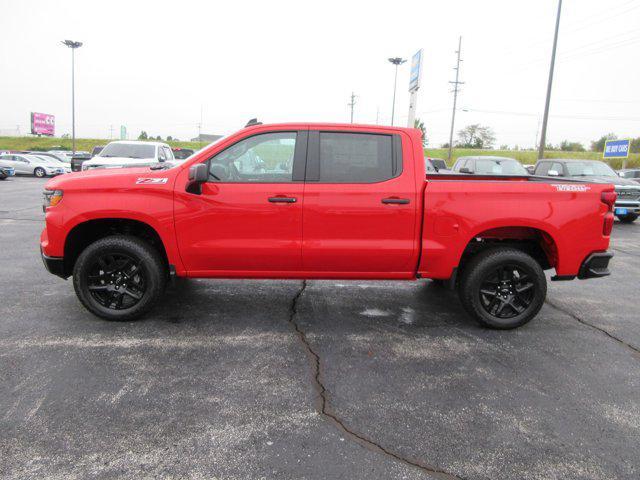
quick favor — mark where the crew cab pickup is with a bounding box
[41,123,615,329]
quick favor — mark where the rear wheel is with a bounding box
[458,248,546,329]
[617,213,638,223]
[72,235,167,321]
[34,167,46,178]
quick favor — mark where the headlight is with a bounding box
[43,189,63,211]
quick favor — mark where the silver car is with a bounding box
[0,154,68,177]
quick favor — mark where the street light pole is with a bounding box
[388,57,406,126]
[537,0,562,160]
[61,40,83,154]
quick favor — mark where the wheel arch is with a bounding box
[63,218,170,277]
[459,225,559,273]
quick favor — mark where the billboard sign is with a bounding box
[603,139,630,159]
[31,112,55,136]
[409,49,423,92]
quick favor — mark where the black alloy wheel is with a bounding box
[458,248,546,329]
[478,264,535,319]
[73,235,166,321]
[87,253,146,310]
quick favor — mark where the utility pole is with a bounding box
[348,92,357,123]
[376,106,380,125]
[447,36,464,163]
[388,57,406,126]
[538,0,562,160]
[109,124,114,139]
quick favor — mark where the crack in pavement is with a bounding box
[546,299,640,358]
[610,245,640,259]
[286,280,464,480]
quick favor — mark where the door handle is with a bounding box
[381,197,410,205]
[268,196,297,203]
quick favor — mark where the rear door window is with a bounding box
[314,132,398,183]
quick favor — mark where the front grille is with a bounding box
[615,189,640,202]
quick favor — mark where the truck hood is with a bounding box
[83,156,157,167]
[571,175,640,188]
[44,165,179,191]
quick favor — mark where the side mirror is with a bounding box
[189,163,209,182]
[547,169,560,177]
[459,167,473,174]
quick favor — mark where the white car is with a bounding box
[0,154,68,177]
[81,141,175,171]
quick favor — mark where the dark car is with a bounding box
[618,169,640,184]
[0,165,15,180]
[71,153,93,172]
[172,147,195,160]
[91,146,105,157]
[534,159,640,223]
[452,156,529,175]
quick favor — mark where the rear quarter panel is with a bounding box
[419,179,612,278]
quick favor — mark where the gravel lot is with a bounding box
[1,176,638,480]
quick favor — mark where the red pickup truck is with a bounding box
[41,123,615,329]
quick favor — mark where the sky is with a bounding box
[1,0,639,148]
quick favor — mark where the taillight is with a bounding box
[601,190,616,236]
[603,213,614,236]
[601,190,616,211]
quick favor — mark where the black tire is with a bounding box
[458,248,546,329]
[34,167,46,178]
[617,213,638,224]
[73,235,167,321]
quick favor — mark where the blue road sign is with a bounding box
[409,49,423,92]
[603,139,630,158]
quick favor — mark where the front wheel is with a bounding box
[617,213,638,224]
[34,167,46,178]
[73,235,167,321]
[458,248,546,329]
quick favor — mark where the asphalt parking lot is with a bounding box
[1,176,639,480]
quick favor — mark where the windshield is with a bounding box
[99,143,156,159]
[566,161,617,177]
[475,158,527,175]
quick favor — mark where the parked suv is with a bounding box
[534,159,640,223]
[81,141,175,171]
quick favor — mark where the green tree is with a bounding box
[166,135,173,141]
[560,140,585,152]
[456,124,495,149]
[138,131,148,140]
[590,133,617,152]
[414,118,427,147]
[630,137,640,154]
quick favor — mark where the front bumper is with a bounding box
[613,201,640,215]
[577,251,613,279]
[41,250,68,279]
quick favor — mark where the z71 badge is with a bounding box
[552,184,590,192]
[136,178,168,185]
